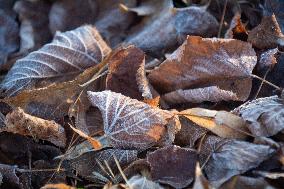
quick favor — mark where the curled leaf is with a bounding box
[3,107,66,147]
[1,25,111,96]
[180,108,250,139]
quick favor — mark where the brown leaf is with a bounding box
[233,96,284,137]
[147,145,197,188]
[3,107,66,147]
[200,135,275,187]
[225,12,248,40]
[125,1,218,57]
[248,14,284,49]
[148,36,257,102]
[0,9,19,66]
[69,149,137,184]
[1,25,111,96]
[41,183,76,189]
[106,45,152,100]
[14,0,52,52]
[49,0,98,34]
[264,0,284,31]
[64,90,175,159]
[180,108,250,140]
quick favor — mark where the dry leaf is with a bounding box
[49,0,98,34]
[148,36,257,102]
[125,1,218,57]
[94,0,136,47]
[233,96,284,137]
[200,135,275,187]
[1,25,111,96]
[0,164,23,188]
[106,45,152,100]
[128,175,164,189]
[14,0,52,52]
[147,145,197,188]
[41,183,76,189]
[225,12,248,40]
[2,107,66,147]
[180,108,249,140]
[264,0,284,32]
[69,149,137,184]
[248,14,284,49]
[0,10,19,66]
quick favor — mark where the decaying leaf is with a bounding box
[148,36,257,102]
[225,12,248,40]
[180,108,250,139]
[147,145,197,188]
[128,175,164,189]
[49,0,98,34]
[41,183,76,189]
[234,96,284,137]
[14,0,52,52]
[69,149,137,184]
[264,0,284,32]
[200,135,275,187]
[248,14,284,49]
[0,164,23,188]
[1,25,111,96]
[125,1,218,57]
[106,45,152,100]
[2,107,66,147]
[0,10,19,66]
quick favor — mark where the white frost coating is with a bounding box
[1,25,110,96]
[87,90,173,150]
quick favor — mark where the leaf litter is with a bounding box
[0,0,284,188]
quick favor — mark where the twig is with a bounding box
[218,0,228,38]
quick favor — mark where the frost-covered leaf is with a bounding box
[200,135,275,187]
[0,10,19,66]
[87,90,174,149]
[2,107,66,147]
[193,163,212,189]
[163,86,239,104]
[147,145,197,188]
[148,36,257,102]
[257,48,279,71]
[49,0,98,34]
[106,45,152,100]
[125,2,218,57]
[14,0,52,52]
[69,149,137,184]
[180,108,249,139]
[248,14,284,49]
[128,175,164,189]
[233,96,284,137]
[0,164,23,188]
[1,25,111,96]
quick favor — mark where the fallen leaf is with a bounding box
[69,149,137,184]
[148,36,257,102]
[106,45,152,100]
[248,14,284,49]
[0,164,23,188]
[147,145,197,188]
[225,12,248,40]
[41,183,76,189]
[2,107,66,147]
[200,135,275,187]
[257,48,279,71]
[14,0,52,52]
[128,175,164,189]
[233,96,284,137]
[193,163,212,189]
[65,90,175,159]
[1,25,111,96]
[0,9,19,66]
[180,108,250,139]
[264,0,284,32]
[125,1,218,57]
[49,0,98,34]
